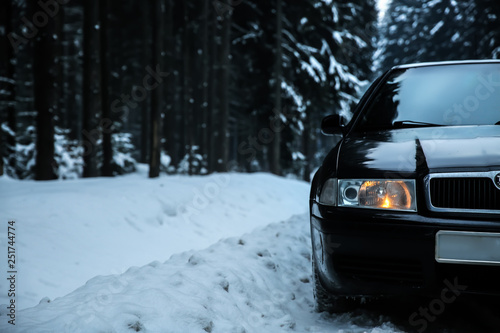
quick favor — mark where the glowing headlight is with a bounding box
[319,178,417,211]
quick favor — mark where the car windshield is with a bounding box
[354,63,500,131]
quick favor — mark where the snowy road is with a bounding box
[3,212,500,332]
[2,214,400,332]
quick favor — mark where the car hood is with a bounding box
[336,126,500,178]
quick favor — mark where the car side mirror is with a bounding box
[321,114,346,135]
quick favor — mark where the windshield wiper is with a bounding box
[393,120,443,128]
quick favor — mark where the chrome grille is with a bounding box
[426,172,500,213]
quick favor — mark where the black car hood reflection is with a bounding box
[336,125,500,178]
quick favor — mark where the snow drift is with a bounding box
[2,214,401,333]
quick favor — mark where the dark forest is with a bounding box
[0,0,498,181]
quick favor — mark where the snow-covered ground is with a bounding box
[0,166,309,311]
[2,213,405,333]
[0,168,407,332]
[3,168,498,332]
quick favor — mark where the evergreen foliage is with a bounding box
[379,0,500,72]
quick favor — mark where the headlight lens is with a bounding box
[320,178,417,211]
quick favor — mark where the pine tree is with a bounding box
[473,0,500,58]
[339,0,378,80]
[276,0,377,175]
[378,0,478,71]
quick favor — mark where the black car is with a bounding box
[310,60,500,313]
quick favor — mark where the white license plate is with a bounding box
[436,231,500,266]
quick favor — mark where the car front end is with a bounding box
[310,60,500,312]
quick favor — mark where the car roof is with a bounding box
[392,59,500,70]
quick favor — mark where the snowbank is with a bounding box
[2,214,401,333]
[0,169,309,310]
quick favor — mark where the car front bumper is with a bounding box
[310,202,500,298]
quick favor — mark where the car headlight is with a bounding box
[319,179,417,211]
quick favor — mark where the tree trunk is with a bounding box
[56,4,65,131]
[63,9,81,141]
[140,1,150,164]
[100,0,113,177]
[303,112,311,182]
[0,0,16,176]
[216,8,231,172]
[0,121,3,176]
[200,0,210,170]
[207,5,218,174]
[270,0,283,176]
[33,0,59,180]
[182,1,194,175]
[164,0,175,169]
[192,22,203,174]
[148,0,164,178]
[82,0,100,177]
